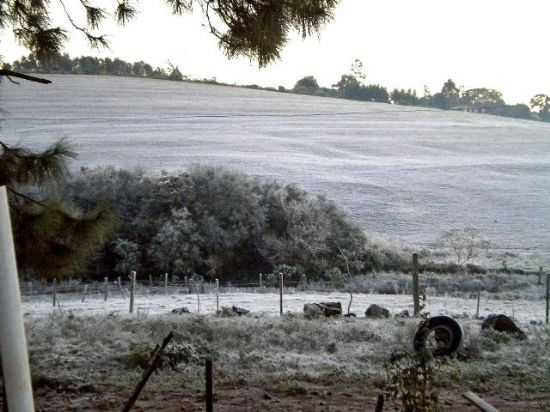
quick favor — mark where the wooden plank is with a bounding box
[463,391,499,412]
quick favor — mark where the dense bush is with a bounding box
[62,166,370,281]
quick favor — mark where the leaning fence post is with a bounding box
[52,278,57,308]
[546,272,549,325]
[412,253,420,317]
[279,273,284,316]
[205,358,213,412]
[475,287,481,319]
[164,273,168,295]
[117,276,123,297]
[215,279,220,313]
[81,284,88,303]
[103,277,109,302]
[129,271,136,314]
[0,185,36,412]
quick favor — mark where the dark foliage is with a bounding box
[63,166,370,281]
[0,140,115,278]
[1,0,340,67]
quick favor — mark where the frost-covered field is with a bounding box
[22,290,546,324]
[2,75,550,265]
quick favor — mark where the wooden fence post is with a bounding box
[215,279,219,313]
[259,273,263,288]
[412,253,420,317]
[164,273,168,296]
[52,278,57,308]
[117,276,123,297]
[279,273,284,316]
[205,358,213,412]
[81,284,88,303]
[129,271,136,314]
[538,266,543,286]
[197,292,201,314]
[546,273,549,325]
[103,277,109,302]
[475,287,481,319]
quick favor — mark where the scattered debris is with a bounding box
[463,391,499,412]
[218,306,250,317]
[304,302,342,318]
[365,304,390,319]
[481,314,526,340]
[171,307,190,315]
[396,309,410,318]
[413,315,463,357]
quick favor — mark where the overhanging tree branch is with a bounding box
[0,70,51,84]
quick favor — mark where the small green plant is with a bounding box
[385,352,441,412]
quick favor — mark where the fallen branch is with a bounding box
[121,331,174,412]
[463,391,499,412]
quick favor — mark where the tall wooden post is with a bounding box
[205,358,213,412]
[279,273,284,316]
[129,271,136,314]
[103,277,109,302]
[52,278,57,308]
[0,186,35,412]
[539,266,543,286]
[81,284,88,303]
[546,273,549,325]
[259,273,263,288]
[412,253,420,317]
[475,287,481,319]
[215,279,220,313]
[164,273,169,295]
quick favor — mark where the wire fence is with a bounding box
[18,267,550,324]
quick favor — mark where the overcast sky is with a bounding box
[3,0,550,104]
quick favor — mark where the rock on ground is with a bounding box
[365,304,390,319]
[481,314,527,340]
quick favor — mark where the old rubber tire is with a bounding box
[413,315,463,357]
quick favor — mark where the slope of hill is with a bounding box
[2,74,549,266]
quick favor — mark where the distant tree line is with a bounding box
[8,53,185,81]
[291,64,549,122]
[8,54,550,122]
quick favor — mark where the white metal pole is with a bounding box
[0,186,35,412]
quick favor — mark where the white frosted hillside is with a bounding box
[2,75,549,265]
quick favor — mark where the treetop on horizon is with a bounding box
[1,0,340,67]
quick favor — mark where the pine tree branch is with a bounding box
[0,70,51,84]
[6,186,47,208]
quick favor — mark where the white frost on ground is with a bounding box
[23,291,545,324]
